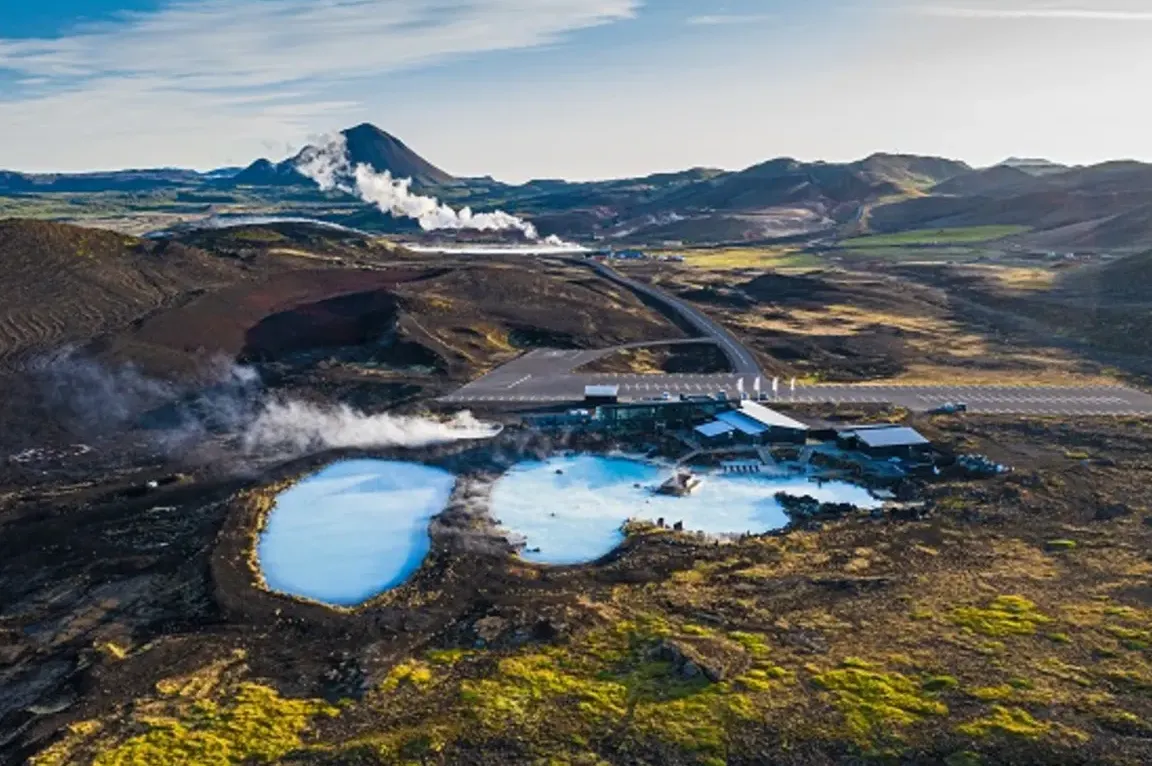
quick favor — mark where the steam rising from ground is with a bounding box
[295,134,563,244]
[26,350,498,463]
[243,400,499,454]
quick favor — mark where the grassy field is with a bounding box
[841,226,1031,249]
[827,247,989,264]
[960,265,1058,292]
[672,247,824,271]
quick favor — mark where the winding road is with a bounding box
[439,262,1152,417]
[587,261,762,376]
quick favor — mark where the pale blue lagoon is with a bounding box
[490,455,880,566]
[257,455,881,604]
[257,460,456,607]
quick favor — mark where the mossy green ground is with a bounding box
[41,580,1152,764]
[32,652,338,766]
[810,663,948,743]
[840,225,1031,248]
[30,414,1152,764]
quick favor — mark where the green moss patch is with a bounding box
[950,596,1052,637]
[92,683,337,766]
[810,664,948,743]
[456,620,787,759]
[1045,539,1078,552]
[957,705,1050,739]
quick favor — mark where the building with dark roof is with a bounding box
[596,396,729,432]
[838,425,932,459]
[584,385,620,406]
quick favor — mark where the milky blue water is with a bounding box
[490,455,880,566]
[256,460,456,607]
[258,455,882,603]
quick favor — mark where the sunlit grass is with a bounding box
[841,226,1031,248]
[967,265,1057,291]
[675,247,823,271]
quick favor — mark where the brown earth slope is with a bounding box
[0,220,247,369]
[0,221,685,455]
[621,264,1121,386]
[99,268,441,378]
[867,253,1152,382]
[391,264,686,377]
[99,260,683,382]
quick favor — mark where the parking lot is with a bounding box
[441,360,1152,417]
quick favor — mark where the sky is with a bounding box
[1,0,1150,181]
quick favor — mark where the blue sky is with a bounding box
[1,0,1150,179]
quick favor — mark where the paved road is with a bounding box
[441,269,1152,417]
[442,353,1152,416]
[587,262,762,375]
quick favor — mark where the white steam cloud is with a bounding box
[26,350,501,463]
[295,134,564,244]
[243,400,501,455]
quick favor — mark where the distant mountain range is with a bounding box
[3,123,1152,249]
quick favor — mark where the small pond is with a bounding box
[489,455,880,566]
[256,460,456,607]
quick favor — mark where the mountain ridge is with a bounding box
[1,124,1147,196]
[231,123,455,190]
[4,123,1152,248]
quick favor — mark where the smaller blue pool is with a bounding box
[256,460,456,607]
[490,455,881,566]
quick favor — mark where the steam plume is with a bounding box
[24,351,499,463]
[242,400,500,455]
[295,134,562,243]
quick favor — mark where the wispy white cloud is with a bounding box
[0,0,640,171]
[913,4,1152,21]
[686,13,775,26]
[0,0,641,89]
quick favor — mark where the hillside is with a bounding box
[4,128,1152,247]
[641,158,901,217]
[233,123,456,190]
[867,189,1152,238]
[932,162,1152,200]
[0,220,248,368]
[1002,206,1152,253]
[999,157,1073,177]
[0,218,686,457]
[338,123,456,186]
[0,216,682,381]
[229,158,304,186]
[1060,248,1152,300]
[931,165,1052,197]
[853,153,971,191]
[0,168,205,193]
